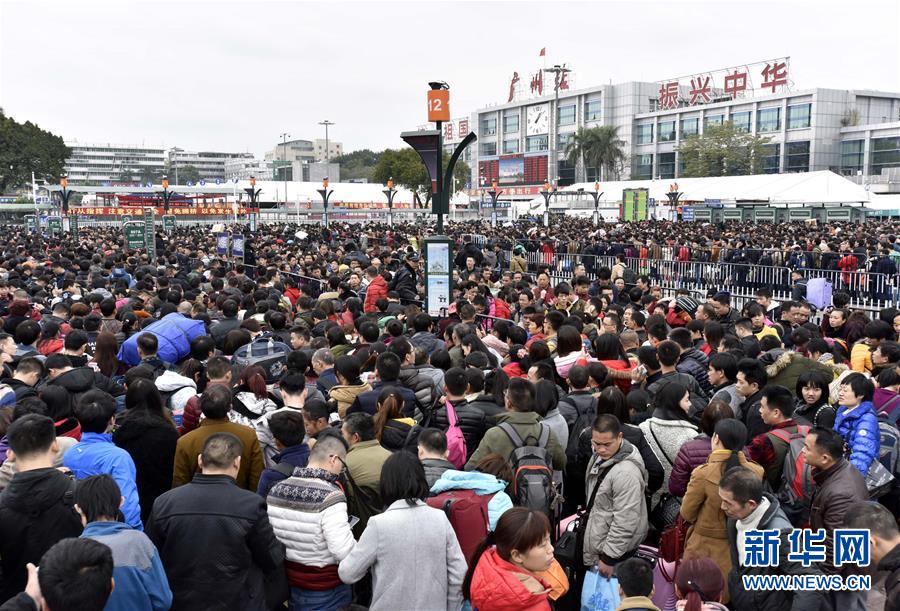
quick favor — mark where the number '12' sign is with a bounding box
[427,89,450,122]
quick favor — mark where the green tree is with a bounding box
[373,148,471,199]
[565,125,626,181]
[170,164,200,184]
[677,121,771,177]
[0,111,70,192]
[332,149,379,182]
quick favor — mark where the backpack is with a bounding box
[498,422,558,517]
[564,396,598,464]
[233,337,290,383]
[426,489,491,565]
[877,411,900,476]
[444,399,467,469]
[768,425,812,527]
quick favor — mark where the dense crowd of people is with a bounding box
[0,216,899,611]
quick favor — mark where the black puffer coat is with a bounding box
[398,366,438,414]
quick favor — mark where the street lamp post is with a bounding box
[244,175,262,219]
[666,182,682,222]
[279,132,290,209]
[542,64,572,185]
[382,177,397,228]
[58,175,72,216]
[159,175,174,213]
[587,182,604,226]
[539,180,553,227]
[317,177,333,231]
[487,180,503,228]
[319,120,335,164]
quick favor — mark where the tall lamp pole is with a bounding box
[319,120,335,164]
[58,175,72,216]
[666,182,682,222]
[279,132,290,209]
[160,175,174,213]
[382,177,397,228]
[487,180,503,228]
[587,182,604,226]
[542,64,571,185]
[317,177,333,230]
[245,175,262,220]
[539,180,554,227]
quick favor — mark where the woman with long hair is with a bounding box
[373,387,416,452]
[92,330,125,379]
[230,365,278,445]
[113,377,178,523]
[553,325,589,380]
[593,333,633,394]
[638,382,699,495]
[461,333,499,369]
[502,344,529,379]
[668,400,735,497]
[338,452,467,610]
[679,420,764,603]
[326,324,353,359]
[463,507,559,610]
[37,321,63,356]
[675,557,728,611]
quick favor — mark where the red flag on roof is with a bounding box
[539,47,546,56]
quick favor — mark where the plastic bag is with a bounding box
[581,568,620,611]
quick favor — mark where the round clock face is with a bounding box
[527,104,549,136]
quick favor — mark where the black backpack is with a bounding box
[498,423,559,517]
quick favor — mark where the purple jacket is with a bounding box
[668,435,712,497]
[668,434,755,497]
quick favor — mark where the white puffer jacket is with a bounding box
[154,370,198,415]
[266,468,356,566]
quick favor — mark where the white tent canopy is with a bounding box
[518,170,869,215]
[240,179,417,206]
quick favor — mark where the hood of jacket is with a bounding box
[155,369,197,393]
[410,332,443,353]
[50,366,97,393]
[470,547,551,611]
[329,383,371,403]
[430,469,507,496]
[874,387,900,413]
[764,350,847,379]
[2,467,73,513]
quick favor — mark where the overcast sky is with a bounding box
[2,0,898,157]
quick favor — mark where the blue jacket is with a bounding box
[63,432,144,530]
[81,521,172,611]
[429,469,513,531]
[834,401,880,477]
[256,443,311,498]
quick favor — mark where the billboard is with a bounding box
[621,188,649,222]
[498,157,525,185]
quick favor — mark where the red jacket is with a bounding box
[493,299,511,321]
[469,547,551,611]
[363,275,388,313]
[284,287,301,307]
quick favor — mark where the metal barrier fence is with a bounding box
[509,250,898,313]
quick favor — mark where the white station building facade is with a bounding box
[466,58,900,204]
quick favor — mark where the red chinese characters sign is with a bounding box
[656,58,790,109]
[76,207,251,216]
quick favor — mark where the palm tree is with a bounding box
[565,125,627,181]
